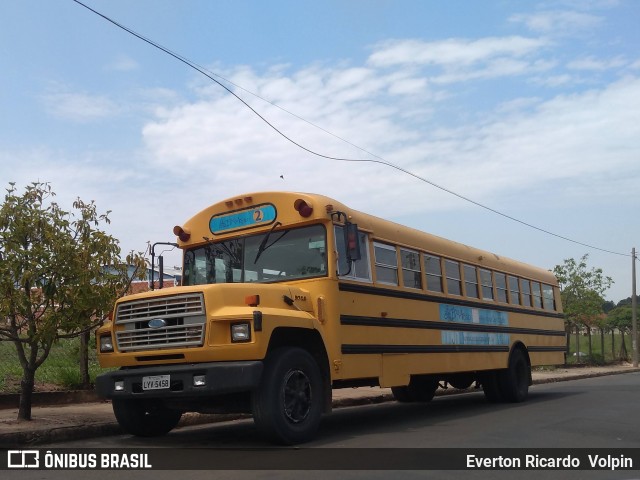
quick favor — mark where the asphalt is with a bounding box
[1,364,638,447]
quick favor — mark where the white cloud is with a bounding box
[42,91,119,122]
[106,54,139,72]
[531,73,575,87]
[140,48,640,221]
[567,55,627,71]
[368,36,548,68]
[365,37,554,87]
[431,57,554,85]
[485,77,639,203]
[509,10,602,34]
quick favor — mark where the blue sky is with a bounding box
[1,0,638,301]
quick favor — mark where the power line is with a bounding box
[71,0,630,258]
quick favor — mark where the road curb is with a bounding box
[531,368,639,385]
[0,390,101,410]
[0,423,123,447]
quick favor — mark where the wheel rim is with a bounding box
[282,369,312,423]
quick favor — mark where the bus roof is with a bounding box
[177,191,558,285]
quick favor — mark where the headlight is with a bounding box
[230,323,251,343]
[99,334,114,353]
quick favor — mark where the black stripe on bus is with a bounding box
[338,282,565,320]
[341,344,510,355]
[527,346,568,352]
[340,315,566,337]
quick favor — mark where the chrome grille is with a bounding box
[117,293,204,322]
[115,293,206,352]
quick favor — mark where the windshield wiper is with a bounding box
[253,221,286,264]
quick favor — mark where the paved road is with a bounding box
[7,373,640,480]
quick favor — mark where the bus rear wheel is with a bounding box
[499,349,530,402]
[252,347,324,445]
[392,376,438,403]
[112,398,182,437]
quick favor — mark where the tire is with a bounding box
[391,386,413,403]
[112,398,182,437]
[252,347,324,445]
[498,348,530,403]
[448,374,474,390]
[391,376,438,403]
[481,371,504,403]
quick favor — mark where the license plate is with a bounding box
[142,375,170,391]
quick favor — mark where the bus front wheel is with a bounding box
[112,398,182,437]
[252,347,324,444]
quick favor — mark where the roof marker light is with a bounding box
[173,225,191,242]
[294,199,313,217]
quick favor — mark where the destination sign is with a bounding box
[210,204,277,234]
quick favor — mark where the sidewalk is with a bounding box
[1,364,637,447]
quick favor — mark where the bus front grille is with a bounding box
[115,293,206,352]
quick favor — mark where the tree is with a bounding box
[602,300,616,314]
[608,304,632,360]
[592,313,609,363]
[553,254,613,362]
[0,182,145,420]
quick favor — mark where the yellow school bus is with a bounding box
[95,191,565,444]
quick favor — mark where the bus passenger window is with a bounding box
[480,269,494,300]
[508,276,521,305]
[424,254,443,293]
[445,260,462,296]
[531,282,542,308]
[401,249,422,289]
[374,242,398,286]
[463,264,479,298]
[521,280,532,307]
[495,273,508,303]
[542,284,555,311]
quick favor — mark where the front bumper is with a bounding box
[95,361,263,400]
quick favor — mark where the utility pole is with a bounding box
[632,248,638,367]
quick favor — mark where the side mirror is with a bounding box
[344,222,361,263]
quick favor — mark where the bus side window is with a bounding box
[508,275,521,305]
[463,264,479,298]
[495,273,508,303]
[424,254,443,293]
[374,242,398,286]
[531,281,543,308]
[445,260,462,296]
[352,232,372,281]
[400,248,422,289]
[521,279,532,307]
[542,284,556,311]
[480,269,494,300]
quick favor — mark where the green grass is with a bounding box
[0,336,105,393]
[566,331,633,365]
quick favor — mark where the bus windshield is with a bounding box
[182,224,327,286]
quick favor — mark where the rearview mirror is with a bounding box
[344,222,361,263]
